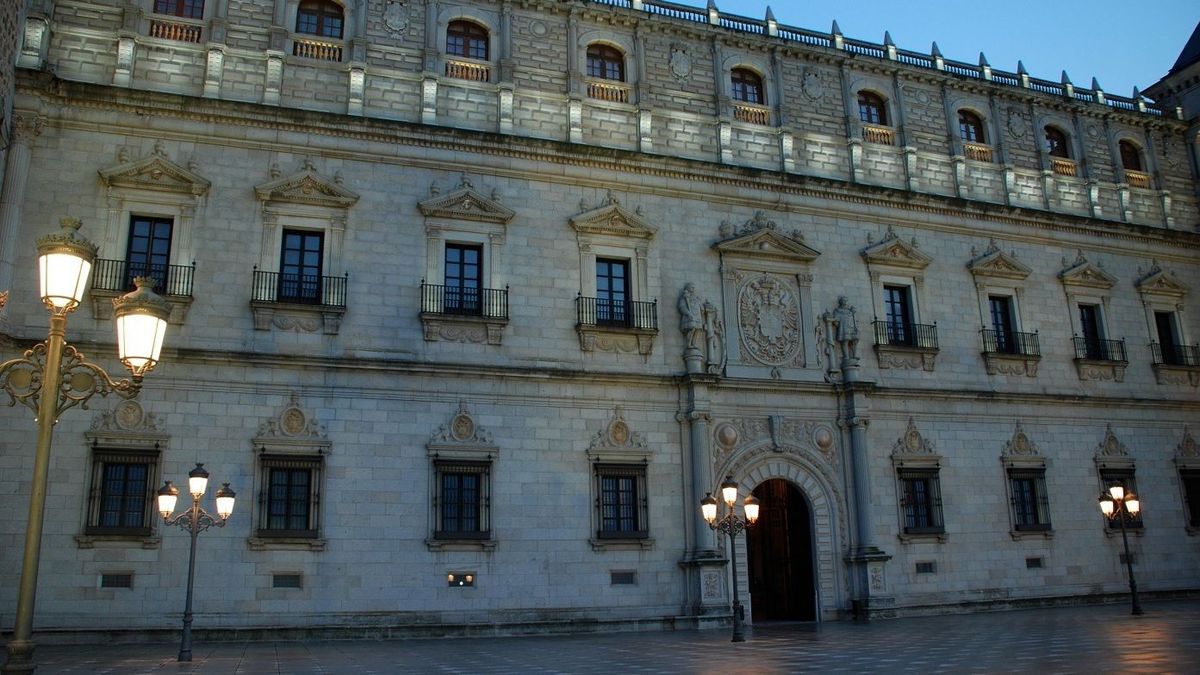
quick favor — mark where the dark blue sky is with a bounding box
[704,0,1197,96]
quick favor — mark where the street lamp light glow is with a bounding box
[699,477,759,642]
[36,217,96,311]
[215,483,236,520]
[720,477,738,507]
[744,495,760,525]
[1097,484,1144,615]
[112,277,171,378]
[187,464,210,498]
[701,493,718,524]
[158,481,180,518]
[1108,484,1125,501]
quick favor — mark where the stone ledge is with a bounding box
[875,344,937,371]
[420,313,508,345]
[982,351,1040,377]
[1152,362,1200,386]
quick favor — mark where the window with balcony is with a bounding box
[585,43,629,103]
[444,243,482,314]
[93,216,195,302]
[730,68,768,124]
[149,0,204,41]
[154,0,203,17]
[278,229,324,304]
[1060,252,1123,381]
[1045,125,1077,176]
[1119,139,1151,188]
[858,91,893,145]
[958,110,992,161]
[1075,303,1125,362]
[569,194,659,356]
[863,227,936,370]
[444,20,490,81]
[968,241,1039,376]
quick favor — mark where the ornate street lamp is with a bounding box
[157,464,235,662]
[1,218,170,674]
[700,476,760,642]
[1098,483,1143,616]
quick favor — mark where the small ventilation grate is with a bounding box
[101,573,133,589]
[1025,557,1043,569]
[273,574,303,589]
[915,561,937,574]
[610,570,637,585]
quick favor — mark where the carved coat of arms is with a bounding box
[383,0,409,34]
[738,274,801,366]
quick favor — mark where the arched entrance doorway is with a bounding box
[746,478,816,621]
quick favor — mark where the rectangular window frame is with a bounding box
[1007,468,1052,532]
[594,463,648,541]
[85,449,160,537]
[1180,469,1200,530]
[898,468,944,536]
[433,460,492,541]
[256,454,322,539]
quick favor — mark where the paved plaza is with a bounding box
[7,599,1198,674]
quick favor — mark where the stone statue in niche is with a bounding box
[823,296,860,370]
[679,283,704,352]
[703,300,726,375]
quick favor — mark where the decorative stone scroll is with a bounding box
[891,418,936,459]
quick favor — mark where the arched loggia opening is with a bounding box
[746,478,816,621]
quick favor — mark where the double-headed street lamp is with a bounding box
[1,218,170,674]
[157,464,235,662]
[701,476,760,643]
[1099,484,1143,616]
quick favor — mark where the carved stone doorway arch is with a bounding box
[717,455,846,622]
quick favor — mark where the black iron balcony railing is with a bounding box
[1072,336,1127,362]
[873,320,938,349]
[92,258,195,297]
[252,269,347,307]
[421,282,508,319]
[1151,342,1200,367]
[981,329,1041,357]
[576,296,658,330]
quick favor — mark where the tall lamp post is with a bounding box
[156,465,235,662]
[1,219,170,674]
[1099,484,1143,616]
[701,476,760,643]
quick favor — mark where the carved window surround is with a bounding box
[713,211,820,379]
[891,418,947,544]
[968,240,1039,377]
[1059,252,1122,382]
[76,401,168,550]
[586,407,653,551]
[418,177,515,346]
[1172,428,1199,536]
[93,145,211,325]
[248,394,331,551]
[863,227,936,372]
[251,162,359,335]
[1135,261,1197,387]
[570,193,659,358]
[426,403,498,552]
[1000,422,1053,541]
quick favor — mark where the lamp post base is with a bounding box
[2,639,36,674]
[730,600,746,642]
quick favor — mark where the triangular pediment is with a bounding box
[1059,252,1116,290]
[713,228,820,263]
[967,241,1031,280]
[1135,262,1189,299]
[569,202,656,240]
[255,165,358,209]
[419,186,514,224]
[98,155,210,196]
[861,228,932,271]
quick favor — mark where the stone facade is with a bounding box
[0,0,1197,639]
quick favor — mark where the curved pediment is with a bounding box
[1135,261,1189,299]
[1059,251,1116,290]
[569,193,655,240]
[861,227,932,271]
[967,240,1031,280]
[713,227,820,263]
[98,154,210,196]
[419,184,515,224]
[255,161,359,208]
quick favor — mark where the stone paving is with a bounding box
[7,600,1199,674]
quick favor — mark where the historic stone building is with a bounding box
[0,0,1198,642]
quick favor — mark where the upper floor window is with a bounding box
[731,68,765,105]
[1119,140,1144,172]
[154,0,203,18]
[296,0,344,39]
[447,20,489,60]
[958,110,985,144]
[1045,126,1070,158]
[858,91,888,125]
[586,44,625,81]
